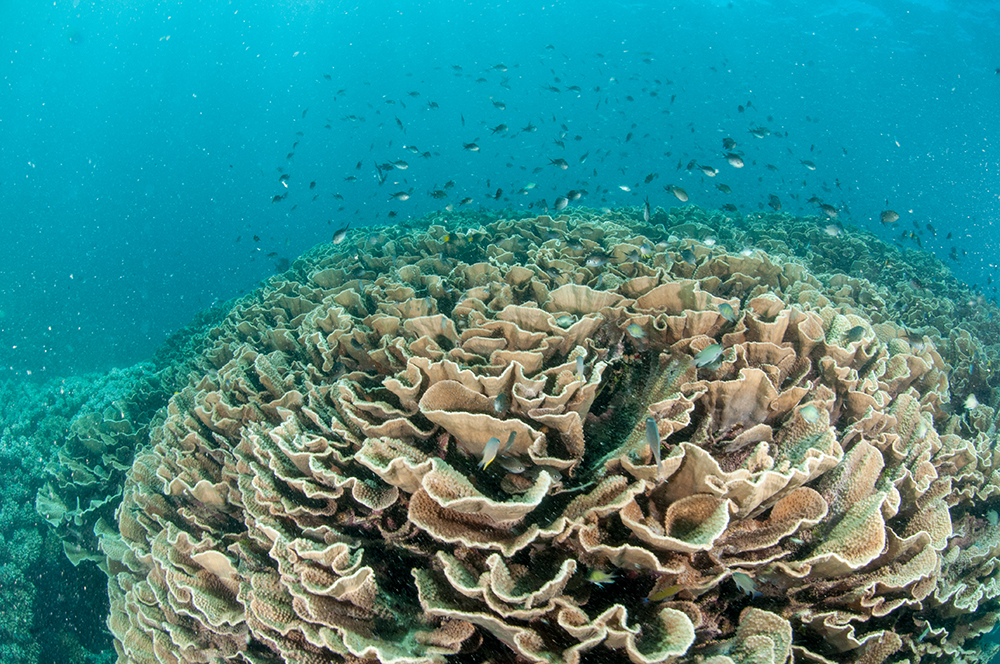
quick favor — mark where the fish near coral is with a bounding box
[478,437,501,469]
[693,343,724,368]
[731,571,762,598]
[646,416,661,473]
[718,302,737,323]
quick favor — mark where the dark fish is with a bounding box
[768,194,781,211]
[388,191,411,201]
[490,124,508,134]
[800,159,817,170]
[716,184,732,194]
[492,100,506,110]
[819,203,838,218]
[549,158,569,169]
[880,210,900,225]
[666,185,689,202]
[845,326,865,343]
[681,248,697,264]
[463,142,480,151]
[521,121,536,133]
[332,222,350,244]
[553,196,569,211]
[459,197,474,205]
[722,137,737,150]
[395,116,405,133]
[725,153,744,168]
[309,181,316,189]
[585,253,609,267]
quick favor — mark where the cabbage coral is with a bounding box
[101,210,1000,664]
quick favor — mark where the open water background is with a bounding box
[0,0,997,379]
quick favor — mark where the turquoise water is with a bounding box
[1,1,999,663]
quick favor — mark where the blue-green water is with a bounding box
[1,1,999,663]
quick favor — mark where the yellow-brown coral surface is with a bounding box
[105,210,1000,664]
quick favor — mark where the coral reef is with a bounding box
[101,209,1000,664]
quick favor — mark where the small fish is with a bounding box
[586,253,609,268]
[389,191,411,201]
[722,137,737,150]
[718,303,737,323]
[716,183,732,194]
[823,224,841,237]
[649,583,682,601]
[699,165,718,177]
[703,237,716,247]
[549,158,569,169]
[619,185,631,191]
[490,123,508,134]
[459,197,474,206]
[645,416,661,472]
[725,153,744,168]
[800,159,817,170]
[799,405,820,424]
[880,210,900,225]
[768,194,782,211]
[819,203,839,218]
[681,248,697,265]
[693,344,724,368]
[392,160,410,169]
[667,185,689,202]
[496,456,525,474]
[626,322,646,339]
[478,437,502,469]
[332,222,351,244]
[643,197,651,222]
[965,394,980,410]
[576,355,585,379]
[845,325,865,343]
[492,100,506,110]
[463,142,480,151]
[587,569,616,587]
[493,393,510,415]
[731,572,761,598]
[553,196,569,211]
[555,314,576,328]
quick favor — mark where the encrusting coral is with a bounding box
[101,207,1000,664]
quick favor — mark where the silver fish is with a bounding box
[478,437,501,469]
[799,405,820,424]
[494,393,510,414]
[694,344,724,368]
[645,417,661,472]
[718,303,737,323]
